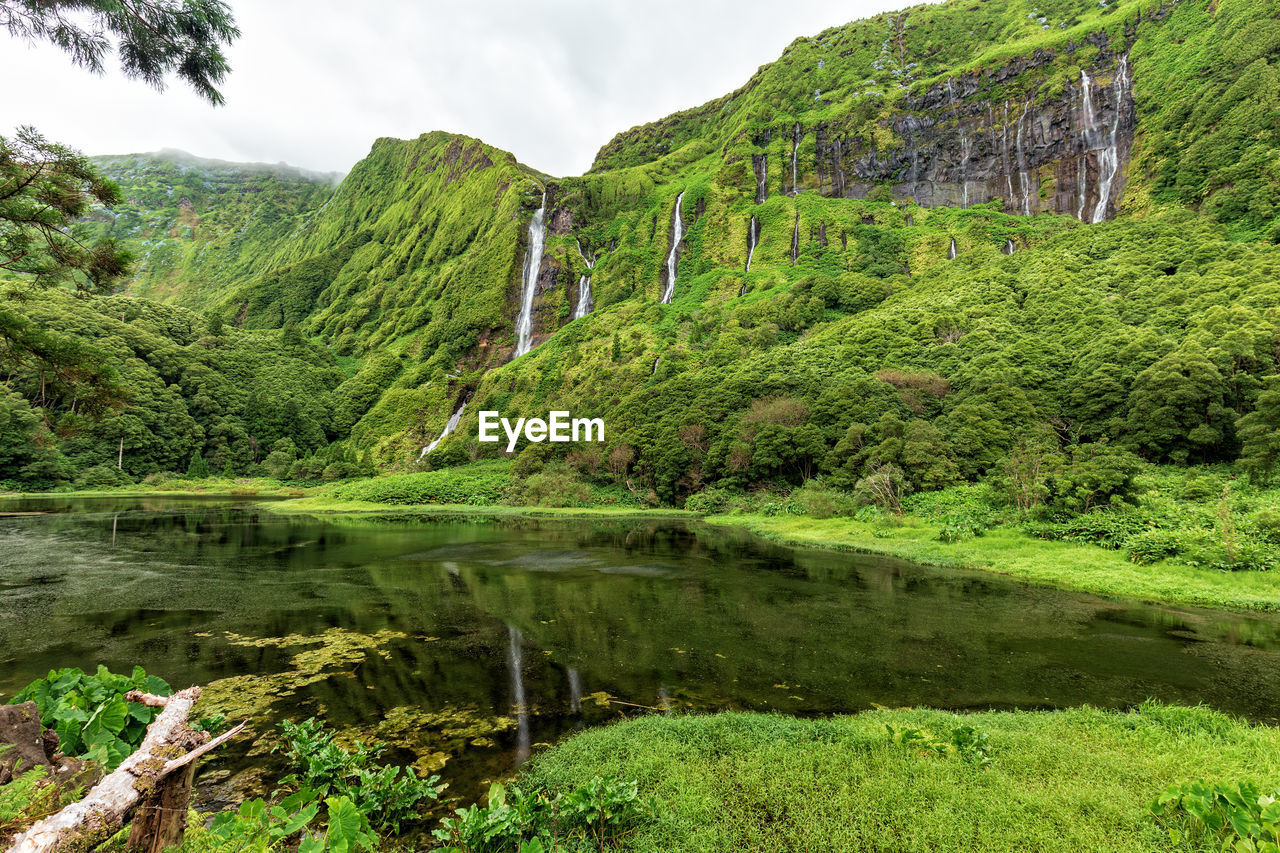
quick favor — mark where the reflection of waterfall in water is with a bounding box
[573,239,594,319]
[1092,56,1129,224]
[568,668,582,714]
[420,400,467,458]
[661,192,685,304]
[507,625,530,763]
[947,238,957,260]
[657,686,672,714]
[514,194,547,356]
[745,216,759,272]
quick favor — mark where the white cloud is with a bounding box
[0,0,917,176]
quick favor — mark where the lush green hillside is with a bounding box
[4,0,1280,523]
[82,151,339,309]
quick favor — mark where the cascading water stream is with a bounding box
[573,239,594,320]
[791,123,801,195]
[661,192,685,304]
[948,237,957,260]
[753,154,768,205]
[1004,239,1015,255]
[507,625,530,763]
[1015,102,1032,215]
[419,400,467,458]
[1091,56,1129,224]
[514,193,547,357]
[745,216,759,272]
[791,213,800,266]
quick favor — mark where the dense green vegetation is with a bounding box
[523,704,1280,852]
[4,0,1279,599]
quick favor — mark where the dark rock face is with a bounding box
[803,35,1136,220]
[0,702,48,784]
[752,154,769,205]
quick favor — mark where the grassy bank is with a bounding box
[706,514,1280,612]
[523,705,1280,853]
[264,495,693,519]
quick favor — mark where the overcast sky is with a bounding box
[2,0,918,178]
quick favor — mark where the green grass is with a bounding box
[264,495,693,520]
[524,704,1280,853]
[705,514,1280,612]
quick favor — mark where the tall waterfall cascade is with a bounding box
[791,214,800,265]
[514,193,547,357]
[791,123,801,195]
[419,400,467,458]
[745,216,759,272]
[661,192,685,304]
[573,239,595,320]
[948,237,957,259]
[1090,56,1129,223]
[1015,102,1032,215]
[507,625,530,762]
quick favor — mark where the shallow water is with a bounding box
[3,497,1280,806]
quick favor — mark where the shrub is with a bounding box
[433,777,654,853]
[74,463,134,489]
[327,463,509,506]
[12,665,172,768]
[1150,778,1280,850]
[276,718,442,835]
[506,465,592,508]
[1251,508,1280,543]
[1124,529,1186,565]
[683,487,732,514]
[790,480,856,519]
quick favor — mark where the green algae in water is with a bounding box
[198,628,408,723]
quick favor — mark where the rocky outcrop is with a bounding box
[801,34,1136,220]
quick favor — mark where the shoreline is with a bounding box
[6,488,1278,613]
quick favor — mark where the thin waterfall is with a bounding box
[1002,103,1014,205]
[514,193,547,356]
[791,212,800,265]
[791,123,801,194]
[959,126,971,209]
[1076,155,1088,221]
[567,668,582,714]
[573,239,594,319]
[1003,238,1015,255]
[661,192,685,304]
[752,154,768,204]
[507,625,530,763]
[948,237,957,260]
[745,216,759,272]
[651,356,660,374]
[1077,70,1097,221]
[1091,56,1129,224]
[420,400,467,458]
[1016,102,1032,215]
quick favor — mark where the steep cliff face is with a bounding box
[803,33,1138,219]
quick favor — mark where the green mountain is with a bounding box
[4,0,1279,501]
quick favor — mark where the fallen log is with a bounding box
[6,686,240,853]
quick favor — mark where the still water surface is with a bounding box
[2,497,1280,804]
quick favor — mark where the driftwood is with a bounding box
[6,686,243,853]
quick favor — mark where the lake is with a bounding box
[3,496,1279,807]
